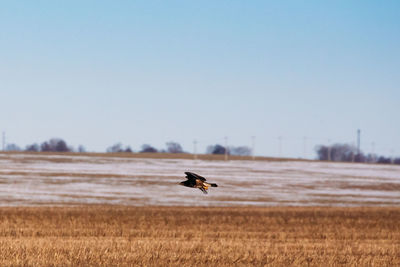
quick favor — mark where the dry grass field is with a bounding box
[1,153,399,265]
[0,206,399,266]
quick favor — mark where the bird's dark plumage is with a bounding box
[185,171,206,181]
[180,172,218,194]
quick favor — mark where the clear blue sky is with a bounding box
[1,0,399,158]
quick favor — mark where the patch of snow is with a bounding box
[0,154,399,206]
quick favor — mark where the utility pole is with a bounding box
[251,136,255,160]
[224,136,228,161]
[193,140,197,160]
[357,129,361,155]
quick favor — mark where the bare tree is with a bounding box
[40,141,51,152]
[25,143,39,152]
[106,143,132,153]
[354,152,366,163]
[55,139,69,152]
[206,144,227,155]
[230,146,252,156]
[365,153,378,163]
[107,143,123,153]
[5,143,21,151]
[377,156,391,164]
[40,138,71,152]
[140,144,158,153]
[316,143,361,162]
[166,142,183,153]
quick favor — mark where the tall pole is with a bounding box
[357,129,361,155]
[224,136,228,161]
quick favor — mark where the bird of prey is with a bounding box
[179,171,218,194]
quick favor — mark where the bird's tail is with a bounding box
[210,183,218,187]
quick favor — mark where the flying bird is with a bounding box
[179,172,218,194]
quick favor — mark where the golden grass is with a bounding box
[0,206,399,266]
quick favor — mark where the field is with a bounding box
[1,152,399,206]
[1,206,399,266]
[0,152,399,266]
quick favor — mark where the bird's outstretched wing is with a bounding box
[185,171,206,181]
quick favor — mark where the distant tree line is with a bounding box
[6,138,79,153]
[4,139,253,156]
[315,143,400,165]
[106,142,252,156]
[5,138,397,164]
[206,144,252,156]
[106,141,184,153]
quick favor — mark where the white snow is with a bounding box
[0,153,399,206]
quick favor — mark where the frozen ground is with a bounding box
[0,153,399,206]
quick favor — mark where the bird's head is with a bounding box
[179,181,185,186]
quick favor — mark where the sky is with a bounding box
[1,0,399,158]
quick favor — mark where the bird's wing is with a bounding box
[185,171,206,181]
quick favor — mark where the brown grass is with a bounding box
[0,206,399,266]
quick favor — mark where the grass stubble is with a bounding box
[0,206,399,266]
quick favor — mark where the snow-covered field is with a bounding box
[0,153,399,206]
